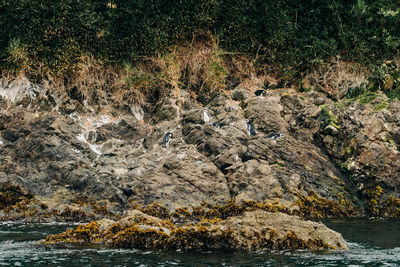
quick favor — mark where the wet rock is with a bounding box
[2,128,21,142]
[0,76,43,104]
[45,210,348,251]
[219,210,348,250]
[207,95,244,126]
[96,117,149,143]
[59,102,76,115]
[228,159,282,203]
[130,104,144,121]
[320,98,400,199]
[324,125,339,135]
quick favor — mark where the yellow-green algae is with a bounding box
[0,187,121,222]
[0,183,33,210]
[362,186,400,217]
[44,194,356,251]
[381,195,400,217]
[2,183,398,223]
[169,193,360,222]
[0,182,40,220]
[295,191,360,218]
[362,185,384,216]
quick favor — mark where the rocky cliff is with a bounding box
[0,77,399,217]
[0,76,399,250]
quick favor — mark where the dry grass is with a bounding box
[139,34,230,96]
[41,56,156,108]
[1,33,273,111]
[40,56,119,106]
[107,33,234,107]
[72,56,118,104]
[177,34,227,92]
[225,54,271,94]
[137,33,269,98]
[308,57,369,100]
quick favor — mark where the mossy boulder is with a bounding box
[45,210,348,251]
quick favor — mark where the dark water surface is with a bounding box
[0,218,399,266]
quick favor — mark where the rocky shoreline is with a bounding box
[0,76,399,251]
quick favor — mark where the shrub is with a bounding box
[0,0,399,79]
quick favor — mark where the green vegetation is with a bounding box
[0,0,399,109]
[359,92,378,104]
[320,105,340,129]
[1,1,400,74]
[375,101,389,111]
[369,60,400,100]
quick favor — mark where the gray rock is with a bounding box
[119,145,231,209]
[244,96,287,134]
[152,99,178,123]
[1,78,400,219]
[232,87,248,101]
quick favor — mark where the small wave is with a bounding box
[0,240,38,246]
[0,230,23,234]
[291,242,400,266]
[0,221,79,226]
[347,241,367,249]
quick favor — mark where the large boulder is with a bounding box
[45,209,348,251]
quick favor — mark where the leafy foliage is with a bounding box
[0,0,399,74]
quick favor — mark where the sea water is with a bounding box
[0,218,399,266]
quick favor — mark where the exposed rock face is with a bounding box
[118,145,231,208]
[182,93,350,204]
[45,209,348,251]
[0,77,399,218]
[332,99,400,196]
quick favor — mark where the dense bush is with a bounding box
[0,0,399,74]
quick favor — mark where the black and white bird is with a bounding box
[254,89,266,97]
[246,119,257,136]
[162,132,173,148]
[266,133,284,140]
[202,108,210,124]
[210,122,221,128]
